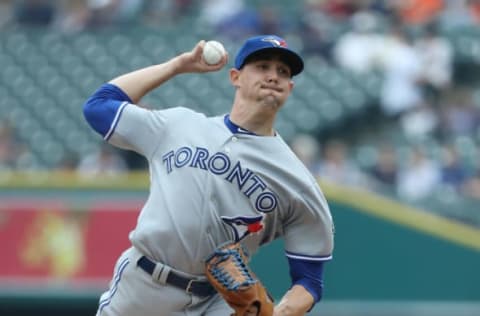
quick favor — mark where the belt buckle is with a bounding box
[185,279,196,294]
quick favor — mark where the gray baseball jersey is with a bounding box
[108,103,333,276]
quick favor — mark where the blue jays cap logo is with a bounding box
[261,37,288,48]
[221,215,264,242]
[235,34,304,76]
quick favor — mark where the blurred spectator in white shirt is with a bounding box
[378,23,424,117]
[289,133,322,175]
[333,11,384,73]
[318,139,369,187]
[199,0,244,28]
[400,103,439,142]
[397,146,441,201]
[198,0,252,40]
[53,0,90,32]
[77,143,128,176]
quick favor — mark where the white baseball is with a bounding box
[202,40,226,65]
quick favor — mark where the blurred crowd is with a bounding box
[0,0,195,31]
[0,1,477,35]
[2,0,480,210]
[289,132,480,204]
[0,1,479,35]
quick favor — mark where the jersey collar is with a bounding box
[224,114,257,136]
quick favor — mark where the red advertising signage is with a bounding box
[0,199,142,289]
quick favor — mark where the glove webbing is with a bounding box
[208,248,257,291]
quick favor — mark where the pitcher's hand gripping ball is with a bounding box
[202,40,226,65]
[205,242,274,316]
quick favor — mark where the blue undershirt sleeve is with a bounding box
[287,256,326,308]
[83,83,133,138]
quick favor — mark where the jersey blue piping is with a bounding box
[224,114,257,135]
[104,101,128,141]
[98,257,130,314]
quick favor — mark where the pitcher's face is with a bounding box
[231,56,294,110]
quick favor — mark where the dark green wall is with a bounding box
[0,295,97,316]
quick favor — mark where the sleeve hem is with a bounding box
[285,251,332,261]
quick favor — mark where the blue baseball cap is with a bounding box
[234,35,304,76]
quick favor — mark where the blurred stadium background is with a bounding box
[1,0,480,315]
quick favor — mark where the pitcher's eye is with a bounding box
[279,67,290,76]
[257,63,269,70]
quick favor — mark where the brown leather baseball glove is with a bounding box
[205,241,274,316]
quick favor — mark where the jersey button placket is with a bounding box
[225,136,238,154]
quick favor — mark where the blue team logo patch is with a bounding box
[221,215,264,242]
[261,37,288,48]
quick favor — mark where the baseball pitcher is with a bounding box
[83,34,334,316]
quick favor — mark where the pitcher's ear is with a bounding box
[229,68,240,88]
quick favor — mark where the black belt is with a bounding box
[137,256,216,297]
